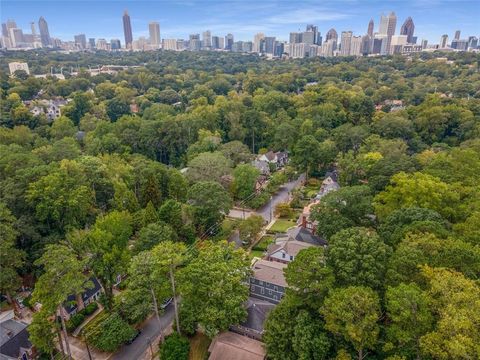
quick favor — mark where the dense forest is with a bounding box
[1,49,480,359]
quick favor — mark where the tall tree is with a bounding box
[321,286,381,360]
[32,244,90,359]
[178,241,250,338]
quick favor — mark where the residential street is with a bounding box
[256,173,305,222]
[228,173,305,222]
[112,304,174,360]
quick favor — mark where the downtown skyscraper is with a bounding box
[379,12,397,54]
[123,10,133,49]
[149,22,160,48]
[400,17,415,44]
[38,16,50,47]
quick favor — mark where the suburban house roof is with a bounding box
[286,227,328,247]
[251,160,270,174]
[252,259,287,287]
[324,171,339,182]
[267,239,314,258]
[261,151,276,162]
[208,331,266,360]
[64,277,102,314]
[240,298,275,332]
[0,320,32,360]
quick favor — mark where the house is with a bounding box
[27,99,66,121]
[208,331,266,360]
[0,317,34,360]
[276,226,328,247]
[249,259,287,304]
[266,238,314,264]
[315,171,340,200]
[257,151,289,170]
[251,160,270,177]
[297,200,319,232]
[62,277,102,320]
[230,297,275,340]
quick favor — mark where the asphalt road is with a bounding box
[256,173,305,222]
[112,304,175,360]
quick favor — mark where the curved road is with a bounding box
[112,304,174,360]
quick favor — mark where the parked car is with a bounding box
[160,297,173,309]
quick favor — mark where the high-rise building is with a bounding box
[96,38,108,50]
[264,36,276,54]
[253,33,265,53]
[189,34,201,51]
[38,16,51,47]
[451,39,468,51]
[1,23,8,37]
[212,36,220,49]
[390,35,408,54]
[367,19,374,37]
[274,41,285,57]
[218,37,225,50]
[30,22,37,36]
[302,31,315,45]
[421,39,428,49]
[289,32,302,44]
[379,12,397,54]
[440,34,449,48]
[6,20,17,32]
[306,24,321,45]
[340,31,353,56]
[326,28,338,42]
[74,34,87,49]
[361,34,372,55]
[110,39,121,50]
[202,30,211,49]
[454,30,461,40]
[163,39,178,51]
[468,36,478,49]
[350,36,363,56]
[400,17,415,43]
[122,10,133,49]
[9,28,24,47]
[149,22,160,47]
[88,38,96,49]
[225,33,234,50]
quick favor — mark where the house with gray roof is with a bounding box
[249,259,287,304]
[0,319,33,360]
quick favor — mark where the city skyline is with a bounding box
[1,0,478,44]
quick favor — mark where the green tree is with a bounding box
[106,97,131,121]
[28,310,57,357]
[293,310,332,360]
[284,247,334,307]
[0,203,25,309]
[385,283,433,359]
[238,214,264,244]
[321,286,381,360]
[232,164,259,200]
[187,181,233,231]
[186,151,233,184]
[327,227,390,289]
[159,332,190,360]
[49,116,76,140]
[178,241,250,338]
[293,135,320,177]
[32,244,90,359]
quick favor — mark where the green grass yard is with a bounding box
[268,219,296,233]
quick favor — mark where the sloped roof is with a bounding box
[252,259,287,287]
[0,320,32,359]
[267,239,314,258]
[240,298,275,332]
[208,331,265,360]
[64,277,102,314]
[287,227,327,246]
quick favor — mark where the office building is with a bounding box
[96,38,108,50]
[225,33,234,50]
[218,37,224,50]
[468,36,478,49]
[163,38,177,51]
[379,12,397,54]
[88,38,96,49]
[212,35,220,49]
[149,22,160,47]
[440,34,449,48]
[288,43,308,58]
[274,41,285,57]
[361,35,372,55]
[122,10,133,49]
[350,36,363,56]
[9,28,24,47]
[454,30,461,40]
[253,32,265,53]
[264,36,276,54]
[9,62,30,75]
[400,17,415,43]
[289,32,302,44]
[302,31,315,45]
[367,19,374,37]
[202,30,212,49]
[451,39,468,51]
[340,31,353,56]
[421,39,428,49]
[74,34,87,49]
[110,39,121,50]
[372,34,387,54]
[189,34,201,51]
[325,28,338,42]
[390,35,408,54]
[306,24,321,45]
[38,16,51,46]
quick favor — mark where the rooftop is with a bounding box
[252,259,287,287]
[208,331,266,360]
[0,320,32,359]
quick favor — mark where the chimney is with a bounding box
[301,216,307,228]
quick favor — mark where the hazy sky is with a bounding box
[1,0,479,43]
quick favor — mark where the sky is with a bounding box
[1,0,479,44]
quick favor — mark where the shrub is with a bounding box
[86,312,136,352]
[159,332,190,360]
[66,313,86,333]
[84,302,98,316]
[275,202,294,218]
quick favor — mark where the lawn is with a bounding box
[268,219,296,233]
[252,235,274,252]
[189,332,211,360]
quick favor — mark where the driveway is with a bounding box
[256,173,305,222]
[112,304,175,360]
